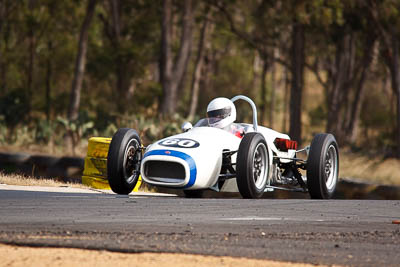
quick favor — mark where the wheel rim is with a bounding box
[324,144,338,191]
[123,139,141,184]
[252,143,268,190]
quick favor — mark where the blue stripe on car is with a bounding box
[143,149,197,188]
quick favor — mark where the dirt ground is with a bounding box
[0,243,331,267]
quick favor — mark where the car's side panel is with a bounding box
[239,124,296,163]
[256,126,296,161]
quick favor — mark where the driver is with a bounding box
[206,97,244,138]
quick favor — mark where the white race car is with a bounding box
[107,95,339,199]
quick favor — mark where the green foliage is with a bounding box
[57,111,95,140]
[0,124,7,144]
[34,119,56,144]
[0,89,29,129]
[309,105,327,128]
[359,87,395,149]
[0,0,399,156]
[104,113,187,146]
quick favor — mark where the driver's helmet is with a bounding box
[206,97,236,128]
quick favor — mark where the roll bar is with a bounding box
[230,95,258,132]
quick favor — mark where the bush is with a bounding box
[0,89,30,141]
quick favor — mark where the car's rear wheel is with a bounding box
[307,133,339,199]
[236,133,269,199]
[107,128,142,195]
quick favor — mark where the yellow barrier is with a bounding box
[83,157,107,177]
[82,175,111,190]
[86,137,112,159]
[82,137,142,191]
[82,175,142,191]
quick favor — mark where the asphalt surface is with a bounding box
[0,186,399,266]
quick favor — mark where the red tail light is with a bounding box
[274,138,298,151]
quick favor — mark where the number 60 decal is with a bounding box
[159,138,200,148]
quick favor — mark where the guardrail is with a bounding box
[0,152,84,183]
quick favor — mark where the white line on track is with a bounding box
[218,216,326,222]
[219,217,283,221]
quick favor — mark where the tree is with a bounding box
[26,0,36,114]
[0,1,23,93]
[325,27,355,141]
[103,0,132,107]
[304,1,377,145]
[187,5,212,119]
[67,0,97,153]
[160,0,194,115]
[68,0,97,121]
[2,0,400,157]
[0,0,6,91]
[343,33,377,143]
[213,1,279,125]
[368,0,400,157]
[289,20,304,144]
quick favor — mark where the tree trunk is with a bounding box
[269,48,278,129]
[0,1,4,34]
[251,51,261,100]
[187,7,211,119]
[0,6,4,92]
[369,5,400,157]
[176,53,191,103]
[109,0,133,109]
[27,0,36,115]
[345,37,376,143]
[0,1,13,92]
[68,0,97,121]
[282,66,290,133]
[387,29,400,157]
[0,1,4,91]
[115,58,134,112]
[260,56,268,125]
[339,35,356,134]
[160,0,193,115]
[46,40,52,122]
[289,22,304,144]
[159,0,173,114]
[326,31,355,143]
[99,0,134,112]
[199,47,214,104]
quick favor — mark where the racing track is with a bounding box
[0,186,399,266]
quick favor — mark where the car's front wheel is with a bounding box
[107,128,142,195]
[236,133,269,199]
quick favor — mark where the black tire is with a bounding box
[307,133,339,199]
[107,128,142,195]
[29,155,60,167]
[0,152,30,164]
[58,157,85,168]
[183,190,203,198]
[236,133,269,199]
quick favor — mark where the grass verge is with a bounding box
[340,151,400,186]
[0,173,89,189]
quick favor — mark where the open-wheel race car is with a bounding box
[107,95,339,199]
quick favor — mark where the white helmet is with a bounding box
[206,97,236,128]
